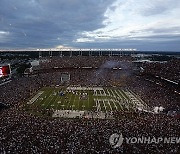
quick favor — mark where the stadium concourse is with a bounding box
[0,55,180,153]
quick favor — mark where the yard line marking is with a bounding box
[112,100,118,110]
[95,100,98,111]
[76,90,82,110]
[78,90,82,110]
[102,100,107,111]
[99,100,102,111]
[95,100,98,108]
[109,89,115,98]
[123,89,146,110]
[87,90,90,110]
[114,90,122,100]
[117,100,123,110]
[82,90,87,111]
[44,89,58,109]
[110,89,117,98]
[44,92,56,109]
[97,100,101,112]
[105,88,111,96]
[121,89,129,99]
[33,93,46,110]
[117,89,126,100]
[107,101,112,111]
[73,90,78,110]
[67,90,73,110]
[114,100,120,110]
[53,91,61,110]
[56,88,63,110]
[36,89,52,109]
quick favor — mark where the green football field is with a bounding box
[27,86,147,113]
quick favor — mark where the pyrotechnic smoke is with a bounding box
[89,60,133,85]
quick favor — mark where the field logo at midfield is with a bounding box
[109,133,123,148]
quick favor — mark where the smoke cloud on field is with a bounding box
[90,60,133,85]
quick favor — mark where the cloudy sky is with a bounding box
[0,0,180,51]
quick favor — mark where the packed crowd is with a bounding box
[37,56,133,69]
[0,77,41,107]
[128,76,180,110]
[0,107,179,153]
[142,59,180,83]
[0,56,179,153]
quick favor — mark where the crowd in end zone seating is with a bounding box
[142,59,180,83]
[0,56,180,153]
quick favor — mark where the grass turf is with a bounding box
[27,86,145,112]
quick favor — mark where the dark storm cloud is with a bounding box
[0,0,113,48]
[0,0,180,51]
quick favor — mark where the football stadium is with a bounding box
[0,0,180,153]
[0,51,179,153]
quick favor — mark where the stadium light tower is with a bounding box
[39,51,42,58]
[49,51,53,57]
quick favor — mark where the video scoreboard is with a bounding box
[0,65,11,78]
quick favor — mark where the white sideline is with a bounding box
[27,91,44,104]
